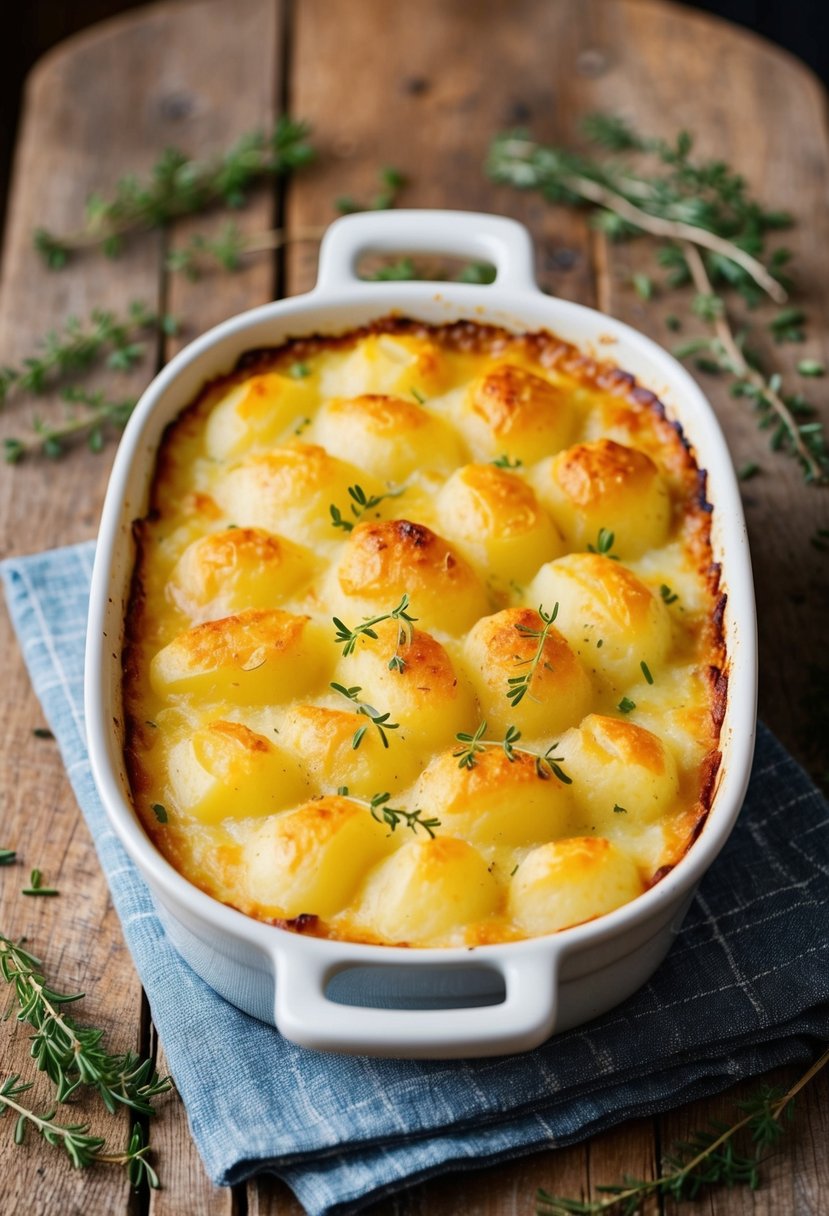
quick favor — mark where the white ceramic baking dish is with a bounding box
[85,210,757,1059]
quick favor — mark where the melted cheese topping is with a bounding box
[124,319,724,947]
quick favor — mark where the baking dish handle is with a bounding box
[314,209,537,294]
[272,944,559,1058]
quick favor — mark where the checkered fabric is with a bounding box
[2,541,827,1216]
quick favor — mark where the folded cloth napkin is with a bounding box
[2,540,828,1216]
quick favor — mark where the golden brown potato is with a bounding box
[214,445,385,546]
[436,463,563,584]
[414,745,574,847]
[558,714,680,830]
[533,439,671,558]
[339,619,477,754]
[168,527,314,621]
[463,607,592,738]
[457,363,574,463]
[279,703,423,797]
[314,394,464,481]
[243,796,395,918]
[353,836,501,944]
[204,372,316,459]
[509,837,644,934]
[528,553,672,688]
[149,609,332,705]
[167,720,308,823]
[333,519,490,635]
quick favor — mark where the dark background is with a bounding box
[1,0,827,238]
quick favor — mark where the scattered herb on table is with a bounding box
[0,849,16,866]
[0,302,169,407]
[536,1045,829,1214]
[336,166,407,215]
[21,869,59,897]
[5,388,139,464]
[35,117,315,266]
[32,727,55,739]
[0,934,171,1184]
[487,115,828,484]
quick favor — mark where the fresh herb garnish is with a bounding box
[659,584,679,605]
[640,660,655,685]
[453,722,572,783]
[329,683,400,749]
[329,482,405,532]
[410,386,425,404]
[152,804,168,824]
[507,604,560,707]
[587,528,619,559]
[491,454,523,469]
[332,594,417,661]
[612,803,628,815]
[367,792,440,839]
[289,361,311,379]
[618,697,637,714]
[0,849,16,866]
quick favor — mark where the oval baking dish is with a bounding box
[86,210,757,1058]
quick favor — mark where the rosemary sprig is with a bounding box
[507,604,560,708]
[0,301,169,407]
[0,1076,159,1188]
[453,721,572,783]
[329,482,405,532]
[366,792,440,839]
[329,683,400,749]
[0,935,172,1114]
[35,117,314,266]
[332,594,417,663]
[4,388,138,464]
[536,1045,829,1214]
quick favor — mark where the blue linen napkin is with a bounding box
[2,540,828,1216]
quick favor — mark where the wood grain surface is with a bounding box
[0,1,826,1214]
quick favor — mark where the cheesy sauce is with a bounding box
[123,319,725,947]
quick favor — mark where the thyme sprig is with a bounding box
[35,117,314,266]
[488,115,790,304]
[167,221,324,280]
[0,301,169,407]
[453,721,572,783]
[366,792,440,839]
[0,935,172,1114]
[677,244,828,483]
[536,1045,829,1214]
[332,594,417,668]
[335,166,407,216]
[4,388,138,464]
[507,603,560,708]
[329,683,400,749]
[0,1076,159,1188]
[329,483,405,533]
[488,115,828,483]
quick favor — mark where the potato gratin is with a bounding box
[124,319,726,947]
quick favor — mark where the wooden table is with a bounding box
[1,1,827,1212]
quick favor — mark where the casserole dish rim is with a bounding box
[85,208,757,1056]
